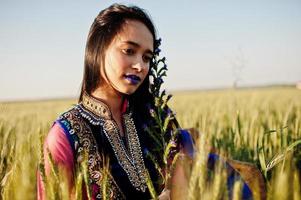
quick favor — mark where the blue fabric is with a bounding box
[55,119,76,153]
[208,153,253,199]
[179,130,253,200]
[179,129,195,159]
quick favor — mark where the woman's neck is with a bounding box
[91,85,124,116]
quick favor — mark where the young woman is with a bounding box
[37,4,188,200]
[37,3,259,200]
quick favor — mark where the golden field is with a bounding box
[0,86,300,199]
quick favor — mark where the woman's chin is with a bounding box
[118,86,139,95]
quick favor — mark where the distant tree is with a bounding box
[229,47,247,89]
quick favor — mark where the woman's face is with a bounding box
[101,20,154,95]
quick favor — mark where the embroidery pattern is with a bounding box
[58,107,125,199]
[82,93,111,120]
[102,114,148,192]
[80,93,148,192]
[123,113,148,189]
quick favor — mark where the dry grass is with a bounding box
[0,86,300,199]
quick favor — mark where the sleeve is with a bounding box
[178,129,195,159]
[37,123,75,200]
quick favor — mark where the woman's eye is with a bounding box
[143,55,152,63]
[123,48,134,55]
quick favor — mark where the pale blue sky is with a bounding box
[1,0,300,100]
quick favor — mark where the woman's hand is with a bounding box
[158,188,170,200]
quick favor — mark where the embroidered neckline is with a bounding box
[82,92,113,120]
[102,113,148,192]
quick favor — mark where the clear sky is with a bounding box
[1,0,300,100]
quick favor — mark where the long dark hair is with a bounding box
[78,3,156,121]
[79,3,156,102]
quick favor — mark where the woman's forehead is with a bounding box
[114,20,154,51]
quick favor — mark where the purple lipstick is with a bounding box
[124,74,141,85]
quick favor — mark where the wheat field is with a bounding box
[0,86,300,199]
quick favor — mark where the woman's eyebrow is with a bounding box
[123,40,154,55]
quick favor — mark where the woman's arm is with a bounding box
[169,151,192,200]
[37,123,75,200]
[169,129,195,200]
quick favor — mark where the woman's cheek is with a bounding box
[143,66,150,79]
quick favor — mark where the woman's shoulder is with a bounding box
[43,122,75,170]
[57,104,81,121]
[55,103,99,131]
[54,103,105,152]
[58,102,104,126]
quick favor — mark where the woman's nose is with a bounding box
[132,58,145,72]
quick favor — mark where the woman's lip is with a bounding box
[124,74,141,84]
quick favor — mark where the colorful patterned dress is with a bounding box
[37,92,254,199]
[38,93,165,199]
